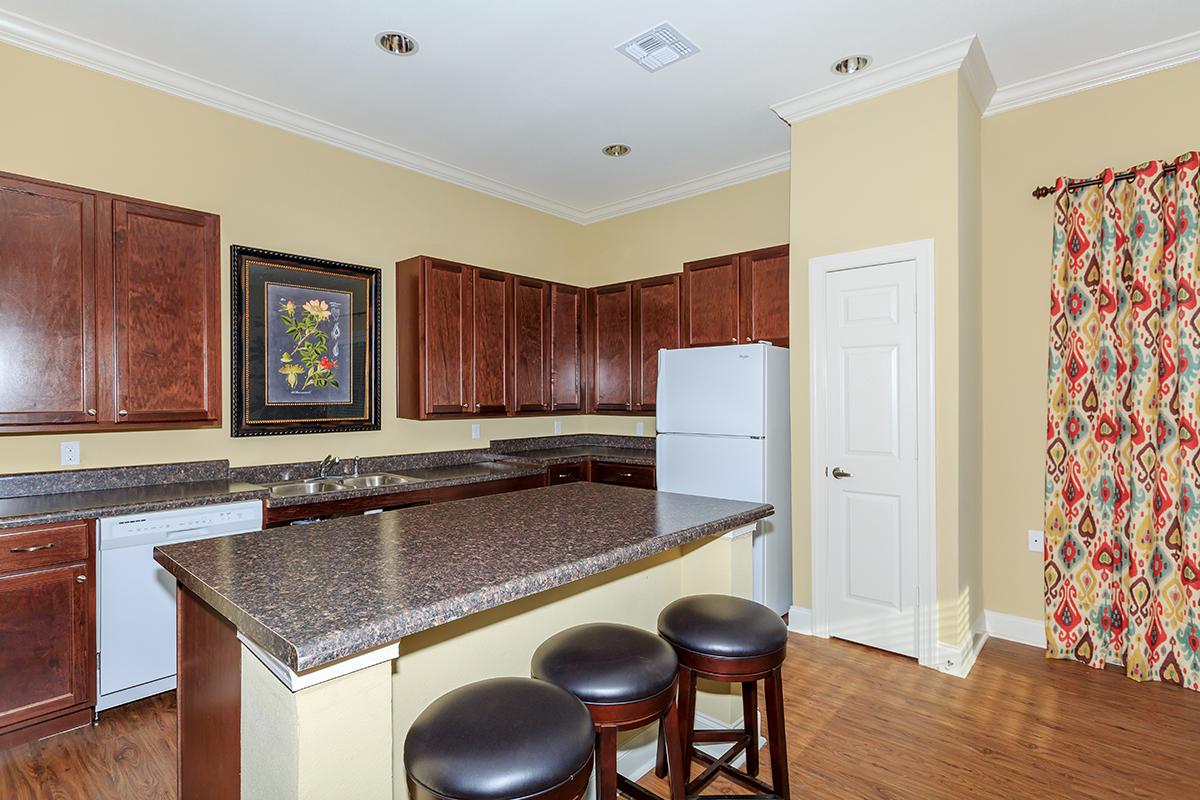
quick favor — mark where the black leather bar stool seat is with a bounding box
[532,623,686,800]
[656,595,791,799]
[404,677,594,800]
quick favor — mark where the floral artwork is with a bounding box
[277,297,340,390]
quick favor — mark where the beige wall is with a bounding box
[980,59,1200,621]
[788,72,981,643]
[0,42,788,473]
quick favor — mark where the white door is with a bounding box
[822,260,919,657]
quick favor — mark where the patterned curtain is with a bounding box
[1045,153,1200,689]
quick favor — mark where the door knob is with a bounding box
[831,467,852,479]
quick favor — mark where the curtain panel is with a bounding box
[1045,152,1200,689]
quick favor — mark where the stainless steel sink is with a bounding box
[269,479,347,497]
[336,472,423,489]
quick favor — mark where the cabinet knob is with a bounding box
[730,337,736,343]
[76,574,88,583]
[745,337,752,342]
[118,409,129,416]
[86,408,97,416]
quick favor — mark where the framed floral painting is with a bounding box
[231,245,380,436]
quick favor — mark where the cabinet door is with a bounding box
[422,258,472,415]
[634,275,681,412]
[738,244,790,346]
[682,254,740,347]
[546,462,586,485]
[0,176,98,427]
[512,277,551,413]
[549,284,584,412]
[112,199,220,423]
[472,269,510,414]
[0,562,94,730]
[589,284,634,411]
[591,461,656,490]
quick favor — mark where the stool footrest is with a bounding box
[688,744,780,798]
[617,774,670,800]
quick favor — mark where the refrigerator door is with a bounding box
[656,433,765,502]
[657,344,766,437]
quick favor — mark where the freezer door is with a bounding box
[656,434,765,502]
[656,344,766,437]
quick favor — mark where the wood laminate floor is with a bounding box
[2,636,1198,799]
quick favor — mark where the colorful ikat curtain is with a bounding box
[1045,153,1200,689]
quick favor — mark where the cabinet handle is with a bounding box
[118,409,129,416]
[618,472,632,478]
[76,574,87,583]
[10,542,54,553]
[86,408,97,416]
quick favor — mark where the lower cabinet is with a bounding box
[543,461,656,490]
[0,520,96,749]
[546,462,586,485]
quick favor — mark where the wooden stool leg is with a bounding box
[763,666,790,799]
[678,666,696,779]
[661,698,686,800]
[741,680,760,776]
[654,720,667,778]
[596,726,618,799]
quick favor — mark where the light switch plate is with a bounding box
[60,441,80,466]
[553,419,562,435]
[470,423,480,440]
[1027,529,1043,552]
[635,421,645,435]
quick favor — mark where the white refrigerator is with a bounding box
[656,343,792,615]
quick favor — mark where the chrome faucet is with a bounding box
[352,456,361,476]
[318,454,340,478]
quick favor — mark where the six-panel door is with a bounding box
[112,200,220,423]
[0,176,98,427]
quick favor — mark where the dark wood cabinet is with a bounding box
[0,176,97,429]
[738,244,790,346]
[682,254,740,347]
[472,269,511,414]
[591,461,656,490]
[512,277,551,413]
[587,284,634,412]
[398,256,514,418]
[549,284,584,412]
[633,275,681,412]
[0,171,221,434]
[0,520,95,749]
[112,200,220,424]
[682,245,789,349]
[546,462,586,485]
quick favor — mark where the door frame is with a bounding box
[807,238,938,669]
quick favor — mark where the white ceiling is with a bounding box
[2,1,1199,221]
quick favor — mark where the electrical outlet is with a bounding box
[553,419,562,435]
[635,421,645,435]
[470,423,480,440]
[1028,529,1044,552]
[60,441,80,466]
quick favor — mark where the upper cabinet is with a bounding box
[397,256,511,418]
[682,244,789,348]
[511,277,551,413]
[632,275,681,412]
[587,283,634,412]
[0,172,220,433]
[549,284,584,412]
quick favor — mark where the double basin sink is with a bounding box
[268,472,425,498]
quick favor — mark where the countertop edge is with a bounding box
[157,501,771,673]
[0,488,271,530]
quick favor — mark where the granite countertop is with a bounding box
[502,445,655,466]
[155,482,770,673]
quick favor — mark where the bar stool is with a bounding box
[655,594,790,798]
[404,677,595,800]
[532,623,686,800]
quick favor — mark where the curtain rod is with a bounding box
[1032,163,1179,199]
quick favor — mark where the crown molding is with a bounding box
[770,36,993,124]
[576,151,790,224]
[986,28,1200,116]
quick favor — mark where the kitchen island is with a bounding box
[155,481,771,800]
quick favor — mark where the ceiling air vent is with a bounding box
[618,22,699,72]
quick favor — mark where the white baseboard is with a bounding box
[787,605,814,636]
[933,613,988,679]
[984,610,1046,649]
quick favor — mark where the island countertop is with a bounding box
[154,482,771,673]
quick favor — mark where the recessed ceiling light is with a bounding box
[832,55,872,75]
[602,144,631,157]
[377,31,418,56]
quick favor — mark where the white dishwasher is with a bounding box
[96,500,263,711]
